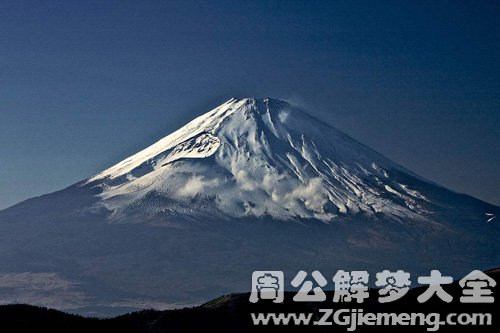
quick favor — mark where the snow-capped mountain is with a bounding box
[88,98,432,223]
[0,98,498,315]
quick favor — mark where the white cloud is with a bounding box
[262,173,284,190]
[235,170,259,191]
[178,175,220,198]
[233,168,330,216]
[275,177,328,213]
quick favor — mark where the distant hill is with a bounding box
[0,268,498,332]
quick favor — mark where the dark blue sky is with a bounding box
[1,0,499,209]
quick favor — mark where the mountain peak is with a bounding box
[86,97,438,223]
[226,97,292,111]
[227,96,286,103]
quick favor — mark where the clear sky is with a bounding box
[0,0,499,209]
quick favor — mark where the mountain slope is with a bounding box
[85,98,481,224]
[0,97,498,315]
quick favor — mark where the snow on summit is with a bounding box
[87,97,431,223]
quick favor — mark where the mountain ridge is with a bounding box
[0,267,498,332]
